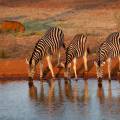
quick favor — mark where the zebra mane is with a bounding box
[96,37,105,52]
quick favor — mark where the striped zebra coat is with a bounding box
[28,27,65,82]
[94,32,120,80]
[64,34,88,79]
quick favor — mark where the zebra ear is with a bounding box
[25,58,29,65]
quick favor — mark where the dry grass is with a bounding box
[0,1,120,58]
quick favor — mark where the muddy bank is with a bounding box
[0,56,119,80]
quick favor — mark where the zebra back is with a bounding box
[96,32,120,66]
[65,34,87,68]
[29,27,65,65]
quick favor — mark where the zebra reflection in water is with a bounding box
[28,79,89,104]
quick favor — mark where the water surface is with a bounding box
[0,79,120,120]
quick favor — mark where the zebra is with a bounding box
[94,32,120,81]
[26,27,65,83]
[63,34,88,79]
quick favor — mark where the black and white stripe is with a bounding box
[95,32,120,80]
[28,27,65,80]
[64,34,88,78]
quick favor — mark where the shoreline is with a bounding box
[0,57,119,80]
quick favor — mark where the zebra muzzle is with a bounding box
[97,68,103,79]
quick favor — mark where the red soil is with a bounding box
[0,56,119,80]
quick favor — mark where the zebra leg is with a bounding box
[39,61,43,80]
[28,60,36,87]
[57,50,61,67]
[64,63,71,79]
[83,50,88,72]
[118,56,120,82]
[83,50,88,79]
[73,58,77,79]
[118,56,120,72]
[107,58,111,81]
[46,55,55,78]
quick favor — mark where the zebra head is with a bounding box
[26,58,36,80]
[94,59,105,79]
[94,43,107,79]
[64,62,71,78]
[64,47,73,78]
